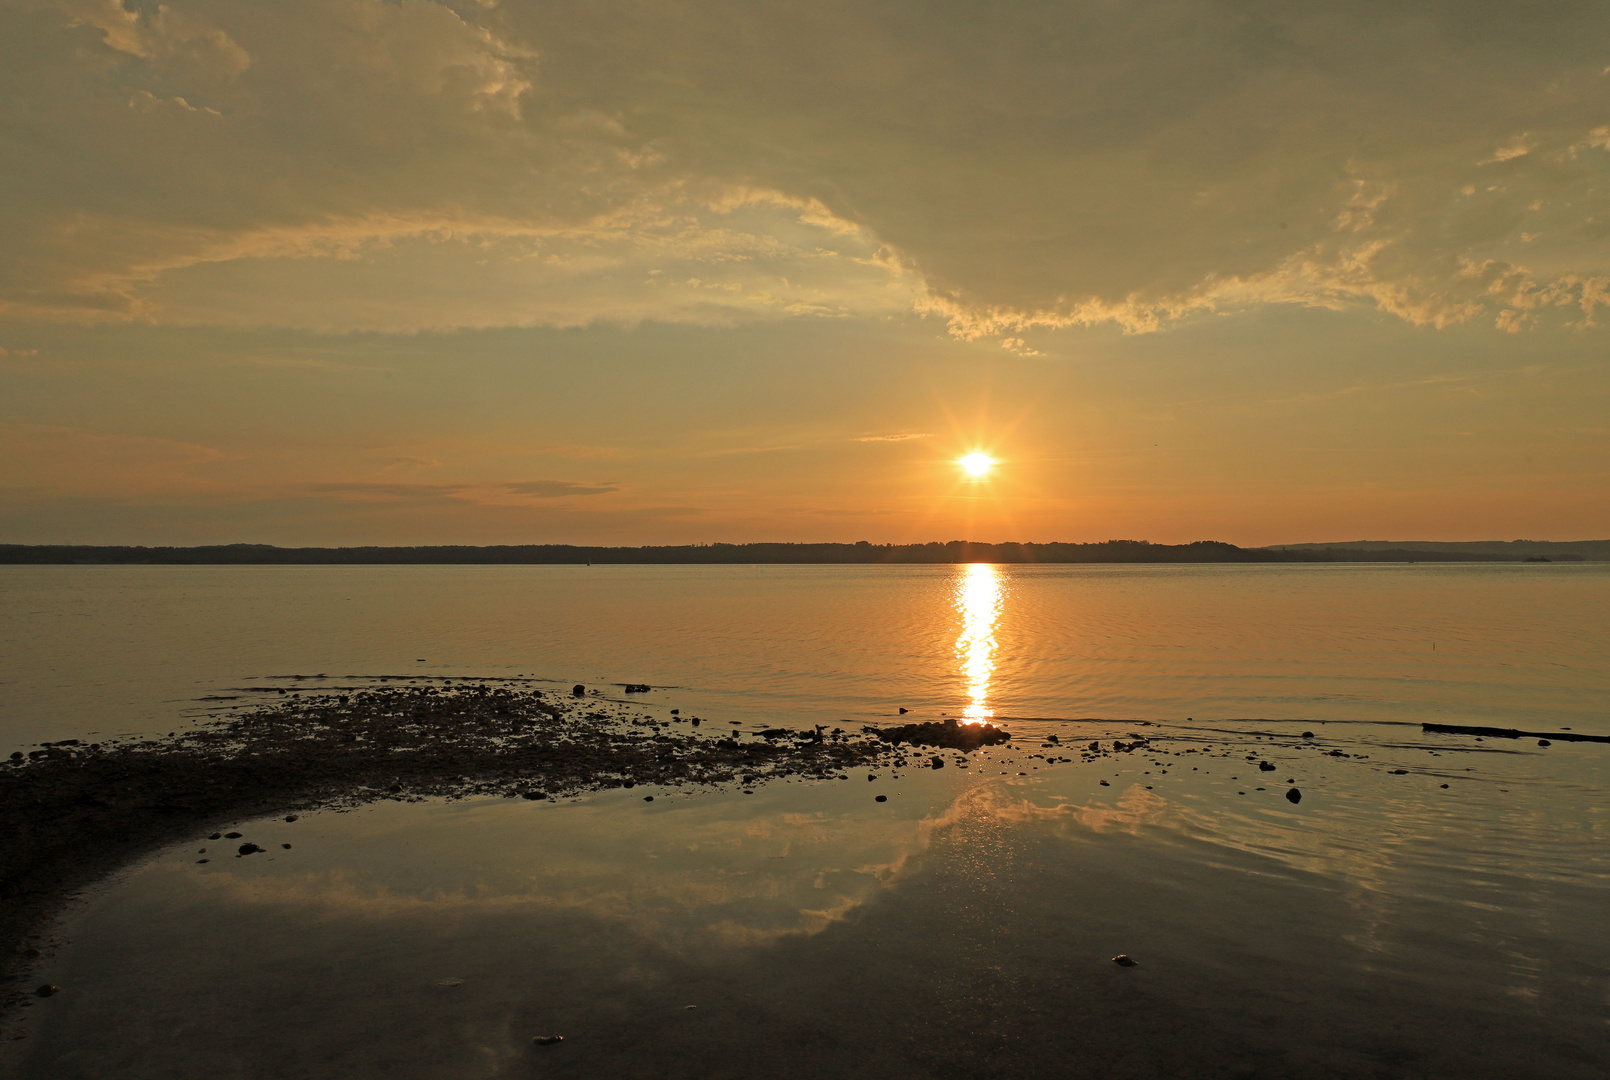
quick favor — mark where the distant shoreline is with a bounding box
[1,540,1601,565]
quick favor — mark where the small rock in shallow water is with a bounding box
[1099,780,1109,786]
[208,833,222,840]
[1538,739,1551,747]
[237,843,262,856]
[1389,769,1408,775]
[196,858,209,864]
[1301,731,1314,739]
[875,795,887,802]
[281,843,292,849]
[930,756,945,769]
[898,707,908,714]
[643,795,653,802]
[572,684,586,696]
[35,985,58,998]
[224,832,242,839]
[532,1036,564,1046]
[1111,955,1138,967]
[1286,788,1302,803]
[284,814,298,822]
[1258,761,1276,771]
[1440,783,1449,788]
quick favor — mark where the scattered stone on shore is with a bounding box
[34,985,57,998]
[208,833,221,840]
[224,832,242,839]
[643,795,654,802]
[237,843,263,856]
[284,815,298,822]
[623,684,651,694]
[532,1035,564,1046]
[930,756,945,769]
[1111,955,1138,967]
[898,707,908,714]
[1286,788,1302,804]
[875,795,887,802]
[1389,769,1408,775]
[281,844,291,849]
[870,718,1010,752]
[1301,731,1314,738]
[1259,761,1275,771]
[1538,739,1551,747]
[1099,780,1109,786]
[571,685,585,696]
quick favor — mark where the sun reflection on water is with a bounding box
[954,563,1002,723]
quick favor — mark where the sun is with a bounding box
[959,452,995,478]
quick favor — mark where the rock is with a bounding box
[572,685,586,696]
[930,756,945,769]
[623,684,651,694]
[35,984,59,997]
[1538,739,1551,747]
[209,832,222,840]
[284,814,298,822]
[1285,788,1301,804]
[238,842,263,856]
[898,707,908,714]
[225,832,242,839]
[867,774,876,781]
[1047,734,1059,743]
[1111,955,1138,967]
[1302,731,1314,738]
[1389,769,1408,775]
[1258,761,1275,771]
[532,1036,564,1046]
[875,795,887,802]
[281,843,292,849]
[1440,783,1449,788]
[643,795,654,802]
[1099,780,1109,786]
[196,858,209,864]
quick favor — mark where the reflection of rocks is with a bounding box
[871,718,1011,751]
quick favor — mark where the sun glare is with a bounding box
[960,452,995,478]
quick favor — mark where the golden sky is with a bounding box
[3,0,1609,545]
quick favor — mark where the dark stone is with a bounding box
[281,843,292,849]
[622,780,635,788]
[875,795,887,802]
[1285,788,1301,803]
[1538,739,1551,747]
[572,685,586,697]
[1389,769,1408,775]
[623,684,651,694]
[237,842,262,856]
[196,859,209,864]
[1440,784,1449,788]
[643,795,653,802]
[522,790,546,800]
[1301,731,1314,738]
[532,1036,564,1046]
[1111,955,1138,967]
[898,707,908,714]
[34,984,58,998]
[930,756,945,769]
[1046,734,1059,743]
[284,814,298,822]
[224,832,242,839]
[9,752,21,761]
[1258,761,1275,771]
[1099,780,1109,786]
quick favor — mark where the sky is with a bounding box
[3,0,1609,546]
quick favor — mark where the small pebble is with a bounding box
[1440,783,1449,788]
[1285,788,1302,804]
[1111,955,1138,967]
[281,843,292,849]
[208,833,222,840]
[875,795,887,802]
[225,832,243,839]
[643,795,654,802]
[284,814,299,822]
[34,985,58,998]
[238,843,262,856]
[1537,739,1551,747]
[533,1035,564,1046]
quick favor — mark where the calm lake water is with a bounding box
[2,563,1608,1078]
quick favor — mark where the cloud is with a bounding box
[504,480,618,497]
[6,0,1610,339]
[854,432,931,442]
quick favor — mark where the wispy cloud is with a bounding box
[505,480,618,497]
[854,432,932,442]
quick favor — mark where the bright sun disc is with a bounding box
[960,452,995,477]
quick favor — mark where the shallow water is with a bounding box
[3,564,1608,1077]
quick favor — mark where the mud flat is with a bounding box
[1,683,924,1016]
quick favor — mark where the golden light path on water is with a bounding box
[954,563,1002,723]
